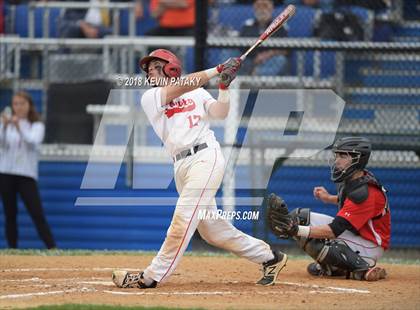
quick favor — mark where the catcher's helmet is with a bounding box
[330,136,372,183]
[139,49,182,78]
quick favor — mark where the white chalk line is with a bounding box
[0,277,43,283]
[1,267,138,272]
[1,279,369,294]
[0,275,370,300]
[79,281,115,286]
[103,290,234,296]
[1,288,239,300]
[0,290,72,300]
[103,280,370,296]
[0,284,367,301]
[279,281,370,294]
[0,277,109,283]
[0,286,368,301]
[100,281,369,294]
[0,287,96,300]
[309,290,354,294]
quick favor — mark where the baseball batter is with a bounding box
[112,49,287,289]
[267,137,391,281]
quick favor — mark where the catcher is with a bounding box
[267,137,391,281]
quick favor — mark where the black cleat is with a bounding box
[307,262,346,277]
[256,250,288,286]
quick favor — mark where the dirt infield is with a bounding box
[1,254,419,310]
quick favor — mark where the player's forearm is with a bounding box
[296,224,335,239]
[208,89,230,119]
[161,68,218,105]
[151,3,165,19]
[152,0,188,18]
[160,0,188,9]
[328,195,338,204]
[309,224,336,239]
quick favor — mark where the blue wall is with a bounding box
[0,161,419,249]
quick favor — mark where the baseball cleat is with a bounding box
[112,270,157,289]
[364,266,387,281]
[307,263,346,277]
[307,262,328,276]
[256,250,288,286]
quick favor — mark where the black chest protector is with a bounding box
[337,170,389,218]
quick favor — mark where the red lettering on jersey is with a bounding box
[165,98,196,118]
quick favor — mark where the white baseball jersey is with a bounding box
[141,87,220,157]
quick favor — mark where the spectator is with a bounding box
[284,0,333,9]
[0,91,56,249]
[237,0,284,4]
[134,0,143,20]
[0,0,4,34]
[334,0,389,11]
[58,0,111,38]
[239,0,289,76]
[146,0,195,36]
[58,0,143,38]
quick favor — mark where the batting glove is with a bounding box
[217,57,242,89]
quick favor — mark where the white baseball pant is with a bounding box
[310,212,384,263]
[143,146,274,283]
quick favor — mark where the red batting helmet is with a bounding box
[139,49,182,78]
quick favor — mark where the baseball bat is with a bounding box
[240,4,296,61]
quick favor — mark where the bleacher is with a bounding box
[7,2,157,38]
[0,161,419,249]
[1,2,418,112]
[0,1,419,251]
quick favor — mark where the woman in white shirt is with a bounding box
[0,91,55,249]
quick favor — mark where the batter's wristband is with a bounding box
[297,225,310,238]
[218,88,229,102]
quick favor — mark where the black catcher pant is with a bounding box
[0,173,56,249]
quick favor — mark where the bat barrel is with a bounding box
[260,4,296,41]
[239,5,296,61]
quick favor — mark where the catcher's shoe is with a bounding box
[307,262,328,276]
[364,266,387,281]
[307,263,346,277]
[112,271,157,289]
[256,250,288,286]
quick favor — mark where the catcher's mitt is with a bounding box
[267,193,298,238]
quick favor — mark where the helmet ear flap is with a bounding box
[163,63,181,78]
[139,49,182,77]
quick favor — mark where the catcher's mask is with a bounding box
[139,49,182,78]
[329,137,371,183]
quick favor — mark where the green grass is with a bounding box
[381,257,420,265]
[0,249,157,256]
[22,305,204,310]
[0,249,236,258]
[1,249,419,265]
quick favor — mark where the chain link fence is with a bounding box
[1,1,420,249]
